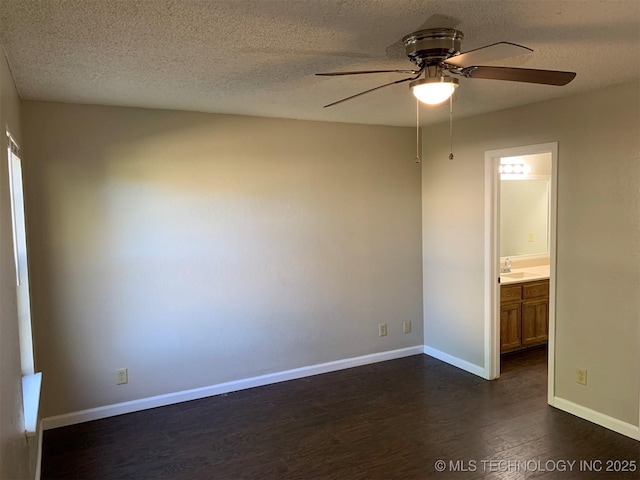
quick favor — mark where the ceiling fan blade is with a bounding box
[322,75,418,108]
[316,69,419,76]
[461,66,576,85]
[444,42,533,68]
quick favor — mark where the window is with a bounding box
[7,130,41,436]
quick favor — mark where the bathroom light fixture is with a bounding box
[499,156,532,178]
[410,77,459,105]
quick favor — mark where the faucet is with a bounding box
[500,257,512,273]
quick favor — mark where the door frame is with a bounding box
[484,142,558,403]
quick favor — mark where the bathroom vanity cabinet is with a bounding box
[500,279,549,353]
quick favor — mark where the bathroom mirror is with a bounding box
[500,177,550,257]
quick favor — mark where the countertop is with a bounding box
[500,265,550,285]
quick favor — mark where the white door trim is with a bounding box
[484,143,558,401]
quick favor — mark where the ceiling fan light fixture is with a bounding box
[410,77,459,105]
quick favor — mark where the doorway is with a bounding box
[484,142,557,403]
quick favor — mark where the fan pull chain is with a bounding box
[415,98,421,164]
[448,95,454,161]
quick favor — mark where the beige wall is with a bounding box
[0,51,32,480]
[21,101,423,418]
[422,82,640,426]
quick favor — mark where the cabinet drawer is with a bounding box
[501,284,522,303]
[523,280,549,299]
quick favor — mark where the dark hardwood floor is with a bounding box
[42,347,639,479]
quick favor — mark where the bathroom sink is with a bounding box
[501,271,539,279]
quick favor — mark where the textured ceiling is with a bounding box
[1,0,639,126]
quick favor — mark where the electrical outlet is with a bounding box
[576,368,587,386]
[528,232,535,242]
[403,321,412,334]
[116,368,128,385]
[378,323,387,337]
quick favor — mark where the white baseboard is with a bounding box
[551,397,640,441]
[423,345,488,378]
[42,345,424,430]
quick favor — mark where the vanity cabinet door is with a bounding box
[500,303,522,352]
[522,298,549,346]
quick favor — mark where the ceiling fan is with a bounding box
[317,28,576,108]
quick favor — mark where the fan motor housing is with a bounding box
[403,28,463,67]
